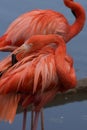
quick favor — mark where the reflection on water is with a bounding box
[0,0,87,130]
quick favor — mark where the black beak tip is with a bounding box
[12,54,18,66]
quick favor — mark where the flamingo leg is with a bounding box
[41,109,44,130]
[31,105,34,130]
[31,108,44,130]
[32,111,40,130]
[22,109,27,130]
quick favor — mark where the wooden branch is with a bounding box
[17,78,87,113]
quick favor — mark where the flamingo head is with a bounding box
[14,35,48,60]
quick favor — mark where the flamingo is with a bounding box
[0,34,77,130]
[0,0,85,52]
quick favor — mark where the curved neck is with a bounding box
[64,0,86,42]
[55,40,77,91]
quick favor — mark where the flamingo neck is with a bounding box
[64,0,86,42]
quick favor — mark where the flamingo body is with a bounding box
[0,0,86,51]
[0,10,69,49]
[0,35,76,124]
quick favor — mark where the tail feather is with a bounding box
[34,53,58,93]
[0,93,20,123]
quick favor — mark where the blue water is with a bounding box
[0,0,87,130]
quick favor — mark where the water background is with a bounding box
[0,0,87,130]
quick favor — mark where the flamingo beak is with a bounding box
[13,43,33,61]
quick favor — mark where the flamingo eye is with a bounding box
[21,43,33,52]
[29,43,33,47]
[25,43,33,49]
